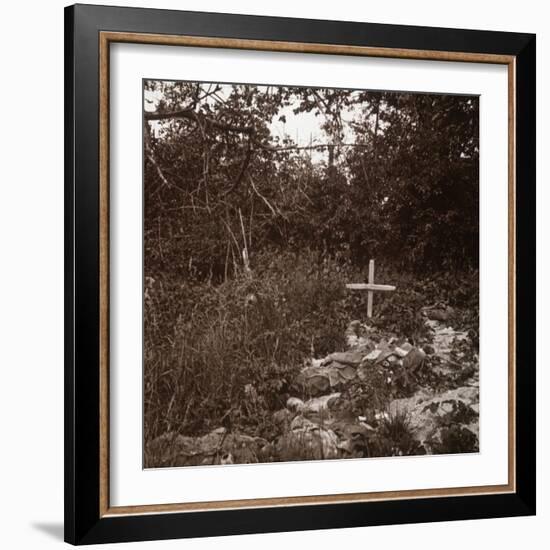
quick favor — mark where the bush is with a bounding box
[144,249,360,443]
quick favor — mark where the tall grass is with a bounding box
[144,250,356,443]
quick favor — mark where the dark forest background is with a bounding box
[143,81,479,453]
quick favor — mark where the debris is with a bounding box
[220,453,234,465]
[273,408,293,426]
[402,347,426,373]
[365,349,382,361]
[427,320,469,358]
[298,333,429,395]
[296,362,357,395]
[147,428,267,467]
[149,306,479,466]
[301,393,341,414]
[286,397,305,413]
[394,342,413,357]
[270,416,340,461]
[388,386,479,453]
[322,351,365,367]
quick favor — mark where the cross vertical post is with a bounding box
[345,259,396,318]
[367,259,375,318]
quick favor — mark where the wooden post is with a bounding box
[367,259,374,318]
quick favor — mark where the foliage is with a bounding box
[144,248,478,444]
[145,250,351,440]
[369,408,425,457]
[144,82,479,283]
[143,80,480,454]
[430,425,478,454]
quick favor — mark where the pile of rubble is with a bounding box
[147,305,479,466]
[146,428,267,467]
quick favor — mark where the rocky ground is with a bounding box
[147,305,479,467]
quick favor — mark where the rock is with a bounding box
[271,412,374,461]
[364,349,383,361]
[296,362,357,395]
[371,341,400,365]
[146,429,267,467]
[303,396,355,428]
[277,390,376,459]
[286,397,305,413]
[296,368,331,394]
[322,351,365,367]
[394,342,413,357]
[336,424,372,455]
[388,386,479,454]
[271,416,340,461]
[298,339,429,395]
[427,321,470,359]
[402,347,426,373]
[273,408,293,426]
[219,453,234,465]
[302,393,341,414]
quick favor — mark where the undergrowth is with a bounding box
[144,248,478,458]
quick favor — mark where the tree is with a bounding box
[143,81,479,282]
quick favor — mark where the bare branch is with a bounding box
[222,135,254,196]
[258,142,369,153]
[144,109,254,134]
[144,124,172,189]
[249,176,277,217]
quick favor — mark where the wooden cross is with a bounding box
[346,259,396,318]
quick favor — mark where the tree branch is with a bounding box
[144,109,254,134]
[222,135,255,197]
[144,124,172,189]
[144,108,369,168]
[258,143,369,153]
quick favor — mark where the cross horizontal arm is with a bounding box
[345,283,397,291]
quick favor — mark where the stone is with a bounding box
[402,347,426,373]
[296,362,358,395]
[286,397,305,412]
[272,416,340,461]
[273,408,293,426]
[388,385,479,454]
[364,349,382,361]
[322,351,365,367]
[302,393,342,414]
[394,342,413,357]
[146,429,267,467]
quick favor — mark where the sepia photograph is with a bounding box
[143,79,480,468]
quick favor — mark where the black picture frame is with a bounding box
[65,3,536,545]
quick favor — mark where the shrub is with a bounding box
[144,249,361,444]
[370,408,425,457]
[144,247,479,461]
